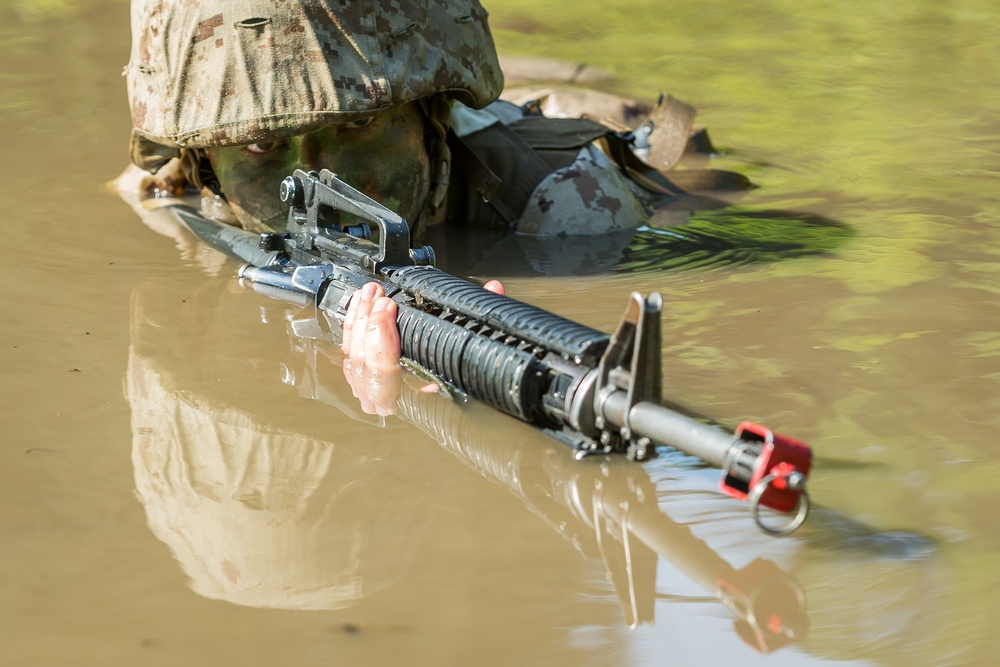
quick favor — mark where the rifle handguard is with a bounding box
[238,170,815,534]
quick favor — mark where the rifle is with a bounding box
[191,168,813,535]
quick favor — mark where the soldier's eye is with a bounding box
[344,117,374,130]
[245,141,280,154]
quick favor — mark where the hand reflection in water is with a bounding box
[340,279,505,415]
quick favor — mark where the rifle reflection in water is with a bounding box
[275,298,938,658]
[126,272,939,660]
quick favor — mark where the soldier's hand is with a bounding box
[340,279,504,415]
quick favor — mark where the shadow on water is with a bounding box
[621,206,855,273]
[429,204,854,278]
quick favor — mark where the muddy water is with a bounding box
[2,1,997,665]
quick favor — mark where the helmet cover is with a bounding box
[127,0,504,169]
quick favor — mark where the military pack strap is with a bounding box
[506,116,612,155]
[514,102,753,198]
[599,132,687,197]
[449,104,753,227]
[643,94,697,173]
[448,121,555,226]
[599,128,752,197]
[448,114,623,227]
[596,93,753,197]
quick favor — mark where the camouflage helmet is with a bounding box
[127,0,504,171]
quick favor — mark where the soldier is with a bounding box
[124,0,742,406]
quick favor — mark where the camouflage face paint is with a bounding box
[206,103,431,233]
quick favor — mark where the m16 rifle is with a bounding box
[188,168,813,535]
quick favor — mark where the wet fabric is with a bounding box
[127,0,503,169]
[446,105,651,235]
[444,101,750,236]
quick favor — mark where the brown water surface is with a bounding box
[2,1,997,666]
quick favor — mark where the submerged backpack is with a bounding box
[446,95,752,230]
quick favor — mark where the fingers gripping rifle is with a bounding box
[237,169,813,534]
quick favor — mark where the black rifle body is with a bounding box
[231,169,812,533]
[243,252,608,449]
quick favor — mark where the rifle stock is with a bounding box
[227,169,812,534]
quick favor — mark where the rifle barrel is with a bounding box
[602,391,736,469]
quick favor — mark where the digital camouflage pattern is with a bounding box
[123,1,744,238]
[514,143,651,236]
[127,0,503,170]
[448,101,654,236]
